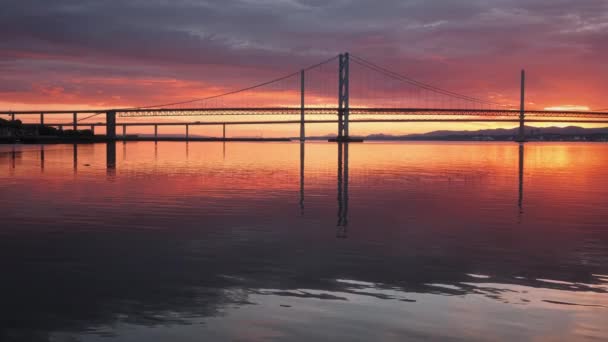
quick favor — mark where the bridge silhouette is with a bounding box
[3,52,608,142]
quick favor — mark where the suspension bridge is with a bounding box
[2,52,608,142]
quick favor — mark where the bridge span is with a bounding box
[2,52,608,142]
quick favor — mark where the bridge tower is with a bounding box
[300,69,305,141]
[337,53,350,141]
[518,70,526,142]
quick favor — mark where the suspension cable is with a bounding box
[123,55,340,110]
[351,54,505,107]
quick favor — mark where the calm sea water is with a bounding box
[1,141,607,341]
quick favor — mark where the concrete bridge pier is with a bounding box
[90,125,95,135]
[154,125,158,141]
[122,125,126,140]
[186,124,189,140]
[106,110,116,140]
[223,124,226,140]
[40,113,44,126]
[72,112,77,131]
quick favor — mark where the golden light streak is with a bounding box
[544,105,590,111]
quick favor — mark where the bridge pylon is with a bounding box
[517,69,526,142]
[300,69,305,141]
[330,52,362,142]
[338,53,349,140]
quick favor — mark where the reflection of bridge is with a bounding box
[2,53,608,141]
[5,138,529,237]
[332,142,526,238]
[297,140,527,239]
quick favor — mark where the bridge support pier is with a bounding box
[154,125,158,141]
[106,111,116,140]
[122,125,126,140]
[518,70,526,142]
[72,112,77,131]
[186,124,189,140]
[223,124,226,140]
[10,113,15,121]
[40,113,44,126]
[91,125,95,135]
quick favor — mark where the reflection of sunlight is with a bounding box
[459,281,608,309]
[467,274,491,279]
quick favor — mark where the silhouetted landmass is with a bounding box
[305,126,608,142]
[0,118,95,143]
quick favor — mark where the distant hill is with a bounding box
[303,126,608,142]
[402,126,608,138]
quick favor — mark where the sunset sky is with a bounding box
[1,0,607,136]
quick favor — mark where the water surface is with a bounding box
[1,142,607,341]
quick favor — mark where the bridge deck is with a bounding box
[2,107,608,117]
[35,119,608,127]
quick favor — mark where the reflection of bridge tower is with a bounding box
[73,144,78,172]
[518,143,525,216]
[337,142,349,238]
[10,145,17,170]
[40,145,45,171]
[106,142,116,175]
[299,141,305,215]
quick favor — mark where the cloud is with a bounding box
[0,0,607,110]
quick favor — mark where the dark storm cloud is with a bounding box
[0,0,607,108]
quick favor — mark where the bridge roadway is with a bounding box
[30,118,608,141]
[3,107,608,117]
[3,107,608,140]
[34,119,608,127]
